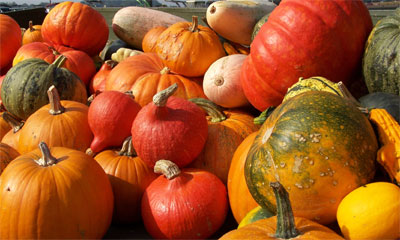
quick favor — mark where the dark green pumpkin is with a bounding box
[99,39,130,61]
[359,92,400,123]
[245,91,378,225]
[0,55,87,120]
[251,13,270,42]
[362,8,400,95]
[238,206,274,229]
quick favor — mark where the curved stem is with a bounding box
[36,142,59,166]
[47,85,65,115]
[118,136,136,156]
[160,67,170,75]
[153,83,178,107]
[254,107,276,125]
[189,16,199,32]
[2,111,24,133]
[189,98,226,123]
[154,160,181,180]
[28,20,34,31]
[270,182,300,239]
[52,54,67,68]
[337,81,361,107]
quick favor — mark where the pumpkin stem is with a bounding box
[47,85,65,115]
[154,160,181,180]
[270,182,300,239]
[153,83,178,107]
[124,90,135,100]
[52,54,67,68]
[189,16,199,32]
[160,67,170,75]
[28,20,34,31]
[337,82,361,107]
[254,107,276,125]
[37,142,59,166]
[214,76,224,86]
[2,112,24,133]
[189,98,226,122]
[118,136,137,156]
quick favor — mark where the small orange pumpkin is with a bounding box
[0,112,12,141]
[1,112,24,150]
[142,26,167,53]
[22,21,43,45]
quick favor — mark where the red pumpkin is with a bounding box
[131,84,208,168]
[241,0,372,111]
[106,53,206,107]
[89,60,118,94]
[0,14,21,72]
[88,91,141,154]
[13,42,96,85]
[141,160,228,239]
[41,1,109,56]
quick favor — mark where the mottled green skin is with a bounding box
[363,9,400,95]
[251,13,270,42]
[0,58,87,120]
[238,206,274,229]
[244,91,378,223]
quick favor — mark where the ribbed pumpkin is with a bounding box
[142,160,228,239]
[0,142,113,239]
[106,53,206,107]
[142,26,167,53]
[227,131,260,224]
[132,84,208,168]
[13,42,96,85]
[220,182,344,239]
[41,1,108,56]
[188,98,259,184]
[22,21,43,45]
[241,0,372,111]
[0,143,19,174]
[0,14,21,72]
[89,60,118,94]
[363,8,400,96]
[17,86,92,154]
[1,112,24,150]
[0,112,12,141]
[203,54,249,108]
[88,91,141,154]
[245,91,378,224]
[337,182,400,240]
[1,55,87,120]
[94,137,157,224]
[155,16,226,77]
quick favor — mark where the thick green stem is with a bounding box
[2,112,24,133]
[189,98,226,123]
[254,107,276,125]
[154,160,181,180]
[36,142,59,166]
[270,182,300,239]
[52,54,67,68]
[47,85,65,115]
[153,83,178,107]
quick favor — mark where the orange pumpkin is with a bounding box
[188,98,259,184]
[22,21,43,45]
[94,137,157,224]
[1,112,24,150]
[106,53,206,107]
[0,142,113,239]
[17,86,93,154]
[220,182,344,240]
[0,112,12,141]
[142,26,167,53]
[155,16,226,77]
[227,131,259,224]
[0,143,19,173]
[0,14,21,72]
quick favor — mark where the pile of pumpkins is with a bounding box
[0,0,399,239]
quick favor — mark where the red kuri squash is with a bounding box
[0,14,21,72]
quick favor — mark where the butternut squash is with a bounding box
[206,0,276,45]
[112,7,186,50]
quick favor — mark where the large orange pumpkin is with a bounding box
[0,112,12,141]
[142,26,167,53]
[0,14,21,72]
[1,112,24,150]
[155,16,226,77]
[241,0,373,111]
[188,98,259,184]
[106,53,206,107]
[17,86,93,154]
[41,1,109,56]
[0,142,113,239]
[94,137,157,224]
[0,143,19,174]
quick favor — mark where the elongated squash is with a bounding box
[112,7,186,50]
[206,0,276,45]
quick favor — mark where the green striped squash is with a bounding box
[362,8,400,95]
[0,55,87,120]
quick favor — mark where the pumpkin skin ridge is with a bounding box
[245,91,377,224]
